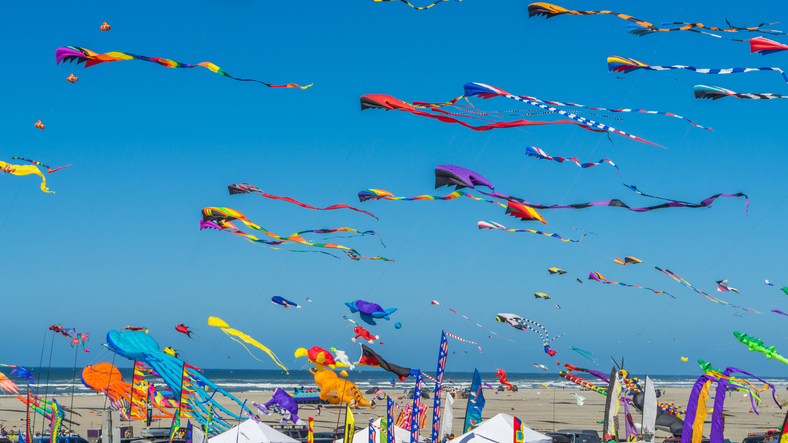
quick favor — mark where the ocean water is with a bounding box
[5,367,788,398]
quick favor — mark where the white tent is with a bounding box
[333,418,426,443]
[209,419,299,443]
[449,414,552,443]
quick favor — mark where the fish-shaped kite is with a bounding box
[56,46,312,89]
[272,296,301,308]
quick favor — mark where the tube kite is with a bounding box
[208,316,288,373]
[495,313,565,356]
[589,272,675,298]
[372,0,460,10]
[200,207,391,261]
[694,84,788,100]
[0,160,54,193]
[655,267,759,313]
[609,56,788,87]
[526,147,619,173]
[228,183,377,219]
[56,46,312,89]
[478,221,584,242]
[734,332,788,365]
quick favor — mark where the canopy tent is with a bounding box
[449,414,551,443]
[333,418,426,443]
[209,419,299,443]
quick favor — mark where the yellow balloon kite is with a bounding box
[208,316,288,373]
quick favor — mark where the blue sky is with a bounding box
[4,0,788,378]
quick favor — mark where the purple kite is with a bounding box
[345,300,397,320]
[263,388,300,424]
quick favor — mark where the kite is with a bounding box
[163,347,179,358]
[371,0,459,10]
[356,344,411,382]
[11,158,71,174]
[352,325,379,344]
[11,367,34,380]
[360,92,623,139]
[694,84,788,100]
[295,346,337,368]
[589,271,674,298]
[528,3,785,42]
[765,280,773,286]
[445,331,484,354]
[571,393,587,406]
[534,364,548,371]
[496,370,514,391]
[329,347,355,370]
[175,324,196,339]
[609,56,788,87]
[548,267,567,275]
[570,346,597,364]
[263,389,300,424]
[505,203,548,224]
[207,317,288,373]
[272,296,301,309]
[716,279,740,293]
[771,310,788,317]
[80,363,176,419]
[576,279,583,284]
[310,367,374,408]
[0,160,54,193]
[0,372,19,394]
[105,329,249,433]
[100,22,110,31]
[478,221,585,242]
[56,46,312,89]
[534,292,551,300]
[66,73,78,83]
[200,207,391,261]
[70,332,90,352]
[228,183,377,219]
[526,146,619,173]
[345,300,397,320]
[34,120,45,129]
[559,371,606,395]
[431,300,514,342]
[395,322,402,329]
[655,267,759,313]
[125,326,148,333]
[681,357,688,362]
[495,313,565,356]
[734,331,788,365]
[49,324,76,337]
[783,287,788,295]
[614,256,642,265]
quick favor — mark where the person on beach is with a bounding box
[0,425,6,437]
[316,404,322,416]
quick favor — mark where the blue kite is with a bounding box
[345,300,397,320]
[272,296,301,309]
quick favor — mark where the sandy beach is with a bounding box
[1,387,784,442]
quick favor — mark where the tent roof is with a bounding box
[333,418,426,443]
[209,419,299,443]
[449,414,552,443]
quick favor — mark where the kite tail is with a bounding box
[222,331,289,374]
[260,193,378,219]
[11,158,72,173]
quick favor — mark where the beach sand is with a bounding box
[1,387,784,442]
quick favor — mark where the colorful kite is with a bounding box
[70,332,90,352]
[548,267,567,275]
[495,313,565,356]
[11,158,71,174]
[175,324,196,339]
[13,367,36,380]
[200,207,391,261]
[228,183,377,219]
[372,0,459,10]
[614,256,642,265]
[295,346,337,368]
[0,160,54,193]
[655,267,760,313]
[105,329,249,433]
[526,147,619,173]
[528,3,785,44]
[534,292,551,300]
[80,363,176,419]
[345,300,397,320]
[0,372,19,394]
[207,317,288,373]
[356,344,412,382]
[478,221,585,242]
[352,325,380,344]
[716,279,740,293]
[589,271,674,298]
[431,300,514,342]
[734,332,788,365]
[694,84,788,100]
[609,56,788,87]
[56,46,312,89]
[272,296,301,308]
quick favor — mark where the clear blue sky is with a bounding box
[3,0,788,378]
